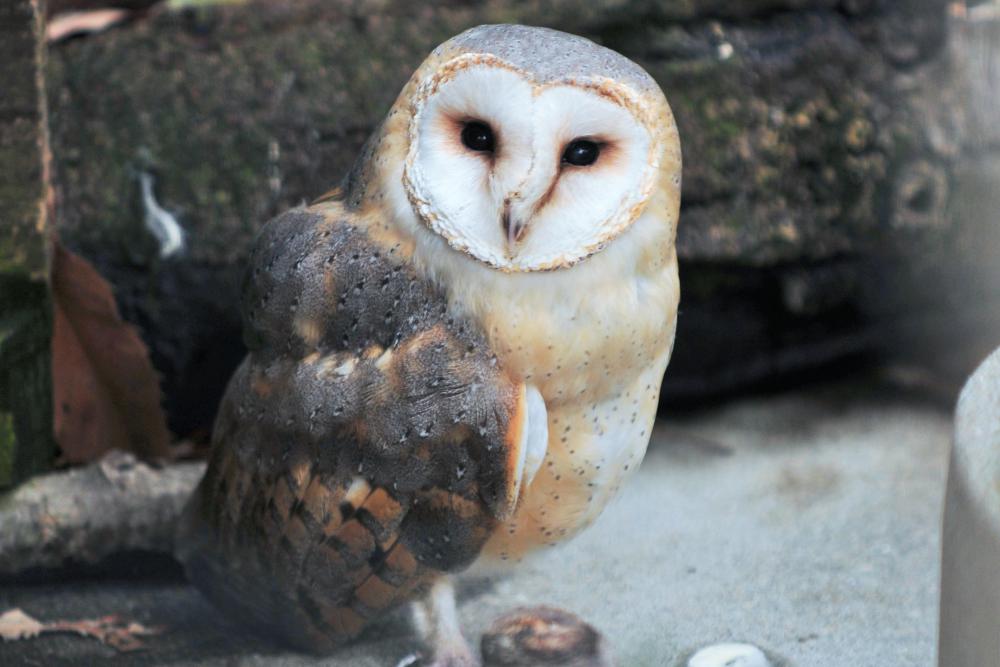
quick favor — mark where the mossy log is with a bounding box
[0,0,49,281]
[49,0,956,267]
[41,0,998,435]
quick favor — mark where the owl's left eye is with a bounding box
[461,121,495,153]
[562,139,601,167]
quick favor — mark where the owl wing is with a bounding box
[176,207,539,652]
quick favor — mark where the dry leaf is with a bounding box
[0,608,163,652]
[51,241,172,463]
[46,9,129,42]
[0,609,45,641]
[49,615,162,652]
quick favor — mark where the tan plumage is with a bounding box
[178,24,680,664]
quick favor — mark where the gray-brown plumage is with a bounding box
[177,22,681,665]
[176,210,530,652]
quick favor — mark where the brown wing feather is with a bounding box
[176,208,527,653]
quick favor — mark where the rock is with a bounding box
[688,643,771,667]
[33,0,1000,437]
[48,1,957,267]
[939,346,1000,667]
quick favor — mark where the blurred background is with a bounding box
[1,1,999,665]
[2,0,999,477]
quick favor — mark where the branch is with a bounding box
[0,450,204,575]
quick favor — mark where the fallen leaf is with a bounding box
[0,609,45,641]
[50,615,163,652]
[51,241,172,463]
[46,9,129,42]
[0,608,163,652]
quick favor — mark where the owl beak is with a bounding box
[502,199,527,249]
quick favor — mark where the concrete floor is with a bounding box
[0,378,951,666]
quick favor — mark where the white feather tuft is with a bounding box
[140,172,184,258]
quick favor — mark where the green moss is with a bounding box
[0,279,53,489]
[0,413,15,489]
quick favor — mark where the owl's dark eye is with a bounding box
[562,139,600,167]
[461,121,495,153]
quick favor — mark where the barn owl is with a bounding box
[177,24,681,666]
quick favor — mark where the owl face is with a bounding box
[399,29,674,273]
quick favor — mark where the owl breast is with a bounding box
[414,201,681,564]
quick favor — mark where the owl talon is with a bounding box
[411,578,480,667]
[395,652,423,667]
[395,648,480,667]
[422,647,481,667]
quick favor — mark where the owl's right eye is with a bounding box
[460,121,495,153]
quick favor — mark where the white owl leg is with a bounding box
[409,576,479,667]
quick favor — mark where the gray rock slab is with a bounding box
[0,380,949,666]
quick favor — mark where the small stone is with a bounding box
[688,643,771,667]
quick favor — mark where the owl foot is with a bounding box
[405,645,479,667]
[410,577,481,667]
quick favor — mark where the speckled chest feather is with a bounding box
[339,185,680,564]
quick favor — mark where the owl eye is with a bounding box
[562,139,600,167]
[460,121,495,153]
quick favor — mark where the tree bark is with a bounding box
[0,0,55,487]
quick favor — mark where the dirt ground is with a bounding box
[0,376,950,666]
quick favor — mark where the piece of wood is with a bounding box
[0,287,53,488]
[0,450,204,575]
[0,0,50,280]
[481,606,613,667]
[0,0,55,488]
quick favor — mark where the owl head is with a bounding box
[345,25,681,274]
